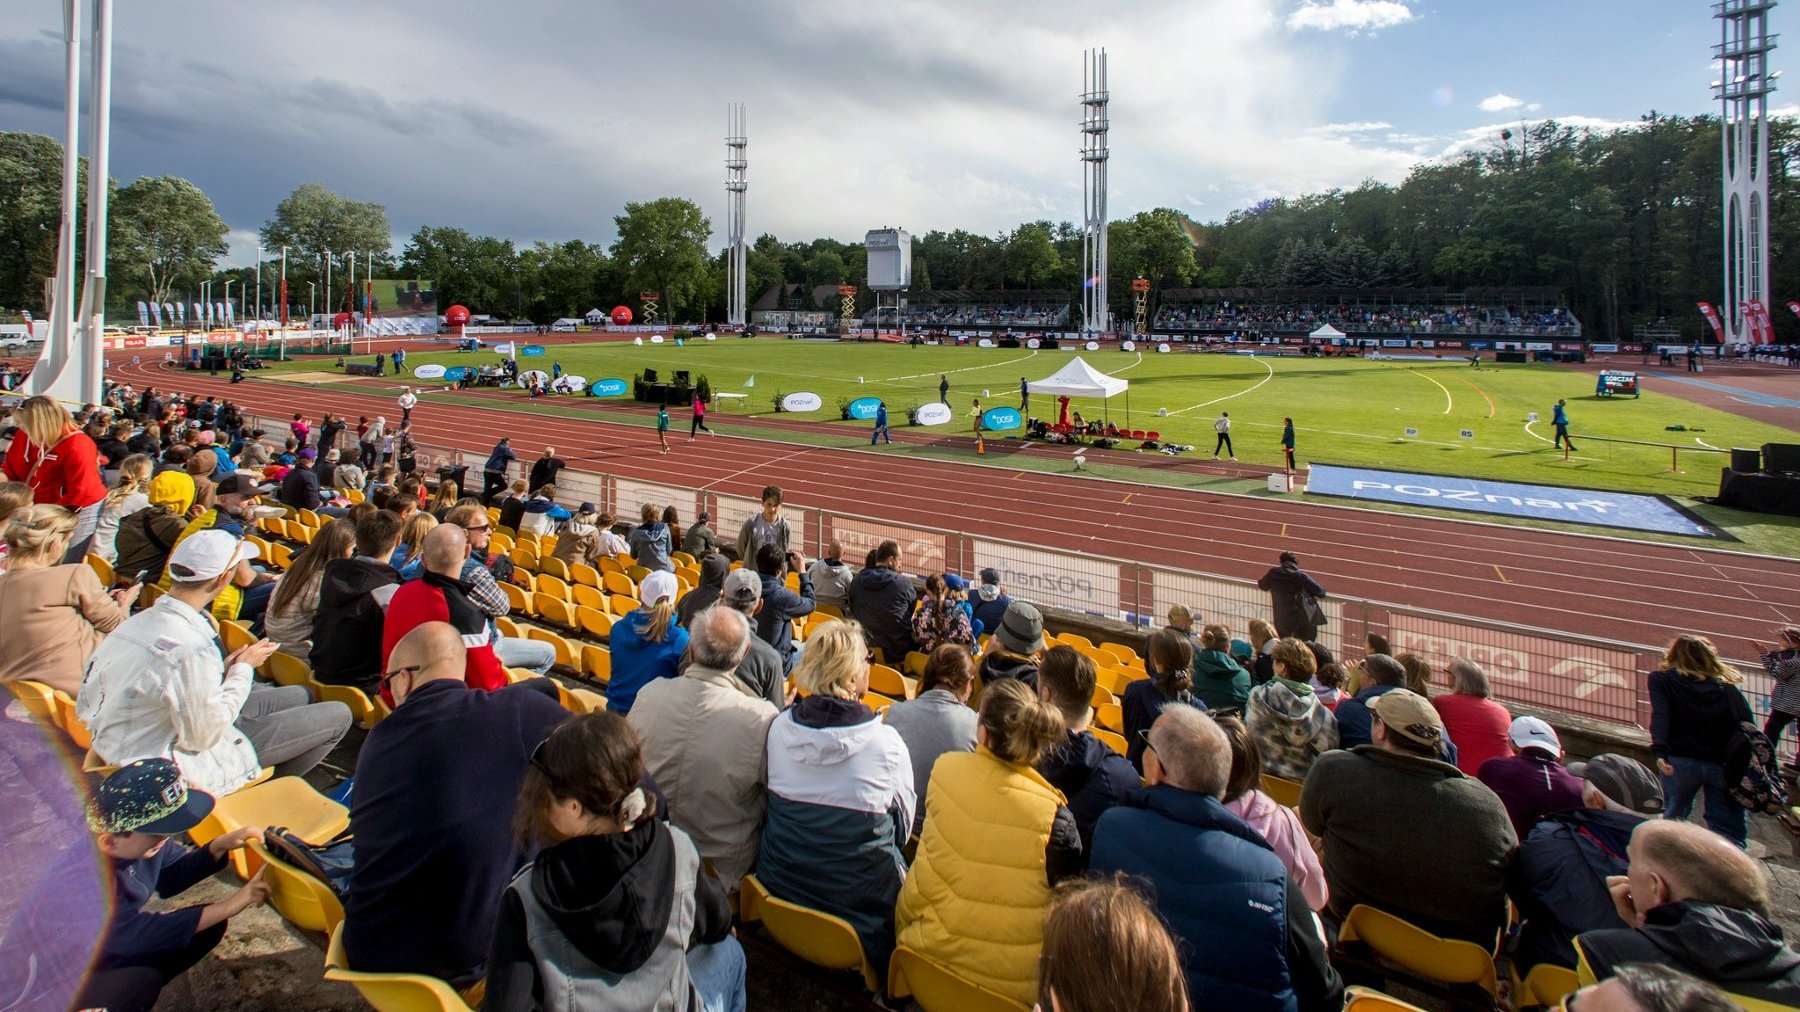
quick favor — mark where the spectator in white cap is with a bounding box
[1477,715,1586,839]
[606,569,690,716]
[77,529,353,797]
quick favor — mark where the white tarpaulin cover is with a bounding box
[1309,323,1346,339]
[1026,356,1129,399]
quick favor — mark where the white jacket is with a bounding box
[77,594,262,796]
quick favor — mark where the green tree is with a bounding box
[399,226,523,316]
[1004,223,1061,289]
[260,183,394,305]
[609,198,711,321]
[803,250,847,288]
[111,177,228,305]
[521,239,607,320]
[0,132,89,314]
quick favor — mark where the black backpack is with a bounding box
[262,826,355,898]
[1726,721,1790,813]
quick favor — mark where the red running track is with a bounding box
[113,359,1800,655]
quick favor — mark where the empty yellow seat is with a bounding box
[902,650,930,678]
[602,570,638,597]
[246,837,345,934]
[739,874,880,992]
[534,595,578,630]
[324,923,474,1012]
[608,594,640,617]
[1090,683,1115,708]
[526,627,577,672]
[265,651,314,691]
[85,553,115,586]
[580,644,612,685]
[868,664,915,700]
[190,776,350,879]
[535,574,571,601]
[1336,904,1498,999]
[1260,773,1304,809]
[5,679,60,725]
[570,563,602,589]
[501,582,532,616]
[889,945,1030,1012]
[1095,702,1124,733]
[537,556,570,581]
[1093,728,1128,756]
[571,583,606,611]
[576,606,614,641]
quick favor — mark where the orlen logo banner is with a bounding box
[590,378,629,397]
[981,406,1023,431]
[846,397,882,420]
[781,392,823,413]
[914,403,953,426]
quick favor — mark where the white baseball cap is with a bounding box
[639,570,679,606]
[1509,716,1561,756]
[166,530,259,582]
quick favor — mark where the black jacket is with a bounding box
[848,565,917,664]
[309,557,400,687]
[1579,901,1800,1006]
[979,650,1041,691]
[676,554,731,628]
[484,821,733,1012]
[1256,563,1326,638]
[527,457,565,493]
[498,495,526,533]
[279,464,322,510]
[1038,729,1140,853]
[1648,668,1752,763]
[1508,808,1643,970]
[114,505,187,581]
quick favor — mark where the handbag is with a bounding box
[1725,721,1788,813]
[261,825,355,898]
[1301,591,1328,629]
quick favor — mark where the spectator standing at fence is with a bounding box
[480,437,514,505]
[735,484,790,562]
[527,446,565,493]
[1212,412,1236,460]
[1280,417,1296,472]
[358,416,381,470]
[1649,634,1754,847]
[1755,626,1800,755]
[1257,551,1327,643]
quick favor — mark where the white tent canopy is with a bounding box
[583,307,607,321]
[1309,323,1346,339]
[1026,356,1129,399]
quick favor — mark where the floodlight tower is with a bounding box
[1714,0,1779,344]
[1080,49,1111,336]
[725,103,749,327]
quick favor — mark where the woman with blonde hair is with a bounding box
[0,504,134,693]
[264,518,356,660]
[1037,875,1190,1012]
[1396,651,1434,696]
[393,511,438,579]
[756,618,915,979]
[92,454,153,564]
[896,677,1077,1006]
[604,570,689,715]
[1,396,108,561]
[427,478,460,519]
[628,501,674,573]
[0,481,31,572]
[1247,617,1278,684]
[1650,633,1753,846]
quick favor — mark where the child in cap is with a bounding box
[3,759,267,1011]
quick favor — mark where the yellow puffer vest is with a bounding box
[157,510,243,621]
[895,746,1065,1007]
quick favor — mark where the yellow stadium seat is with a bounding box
[570,583,605,611]
[1090,683,1115,709]
[597,556,626,576]
[1093,728,1128,756]
[602,570,637,597]
[609,594,640,617]
[627,565,652,585]
[567,688,607,714]
[671,551,696,568]
[534,595,578,631]
[863,691,896,713]
[190,776,350,879]
[486,506,501,522]
[537,556,570,581]
[815,603,843,619]
[344,488,365,504]
[309,678,375,728]
[1096,641,1139,666]
[1095,667,1132,696]
[1055,632,1095,650]
[785,571,800,592]
[535,574,571,601]
[538,535,558,555]
[1074,643,1111,665]
[368,694,392,725]
[889,945,1030,1012]
[51,690,93,748]
[495,524,517,539]
[246,838,344,934]
[1342,986,1434,1011]
[1336,905,1498,999]
[513,571,536,593]
[324,924,475,1012]
[85,553,115,586]
[570,562,602,589]
[675,565,702,587]
[800,612,837,641]
[297,508,322,529]
[739,874,880,993]
[487,532,512,554]
[501,582,532,616]
[577,606,614,641]
[514,530,539,546]
[260,516,288,540]
[509,548,539,573]
[902,650,930,678]
[1512,963,1579,1010]
[581,644,612,685]
[219,618,257,657]
[1095,702,1123,733]
[1261,773,1304,809]
[868,664,915,700]
[265,652,314,691]
[495,616,523,640]
[269,543,294,570]
[5,679,60,725]
[526,627,577,672]
[1125,656,1147,674]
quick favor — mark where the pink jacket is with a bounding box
[1225,788,1329,912]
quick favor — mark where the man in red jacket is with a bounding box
[380,525,506,699]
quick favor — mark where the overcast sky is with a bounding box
[3,0,1794,265]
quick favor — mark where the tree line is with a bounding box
[1,111,1793,339]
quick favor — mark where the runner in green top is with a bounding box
[657,405,671,454]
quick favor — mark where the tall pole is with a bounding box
[1080,48,1111,337]
[255,244,264,328]
[46,0,80,358]
[279,245,289,330]
[324,255,332,323]
[365,250,374,353]
[725,103,748,327]
[223,279,236,328]
[1715,0,1778,345]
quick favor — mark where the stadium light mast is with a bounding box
[1080,48,1111,336]
[725,103,748,327]
[1714,0,1778,345]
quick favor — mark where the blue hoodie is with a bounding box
[605,608,690,715]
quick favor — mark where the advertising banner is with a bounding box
[1696,301,1726,343]
[846,397,882,420]
[1306,464,1713,537]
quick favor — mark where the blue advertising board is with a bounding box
[590,377,628,397]
[846,396,882,420]
[981,406,1023,431]
[443,366,471,382]
[1306,464,1713,537]
[520,345,546,357]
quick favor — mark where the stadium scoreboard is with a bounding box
[1596,370,1640,398]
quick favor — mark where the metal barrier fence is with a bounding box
[259,415,1779,742]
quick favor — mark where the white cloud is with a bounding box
[1526,102,1543,112]
[1308,121,1394,134]
[1478,93,1524,112]
[1436,115,1642,159]
[1286,0,1415,32]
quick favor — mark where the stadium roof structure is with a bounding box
[1028,356,1128,399]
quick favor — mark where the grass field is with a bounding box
[265,338,1798,498]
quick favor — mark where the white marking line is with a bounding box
[1112,352,1146,374]
[1695,437,1724,451]
[1168,356,1274,415]
[1521,420,1602,461]
[878,350,1039,383]
[699,446,816,490]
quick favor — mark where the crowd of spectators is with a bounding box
[1154,298,1580,337]
[2,377,1798,1012]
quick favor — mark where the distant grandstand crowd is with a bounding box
[1154,290,1580,339]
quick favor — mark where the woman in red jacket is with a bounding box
[3,396,108,561]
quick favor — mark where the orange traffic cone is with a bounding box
[976,438,986,455]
